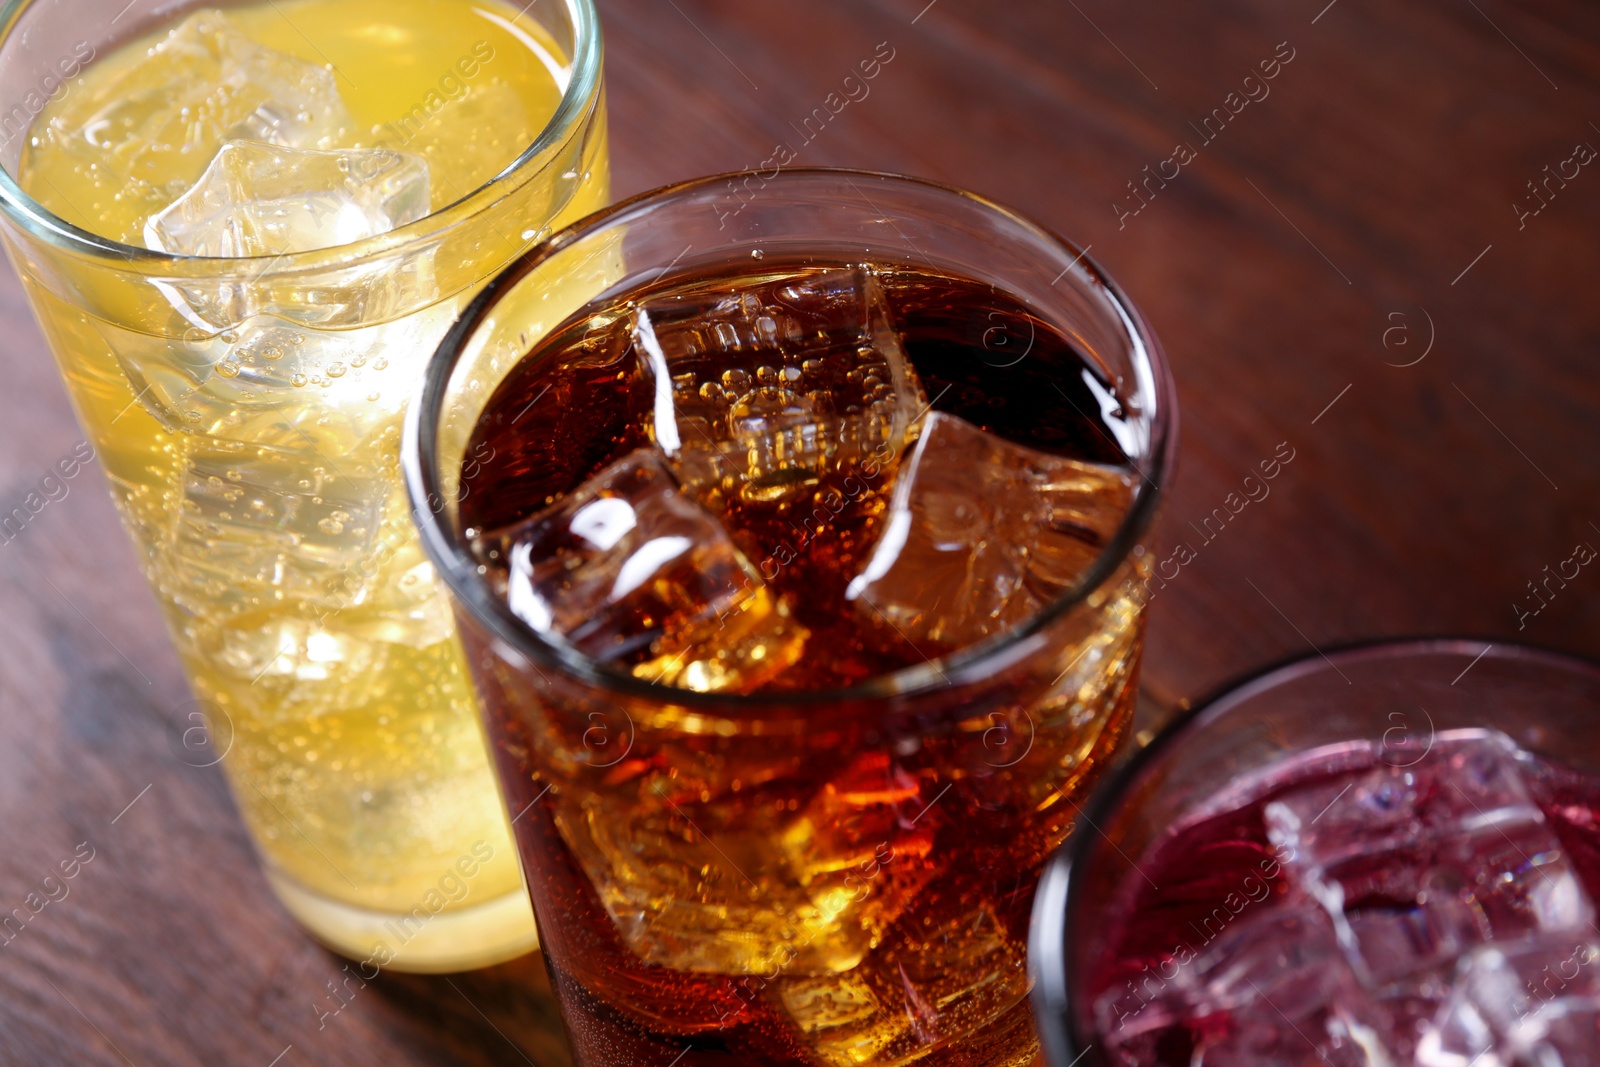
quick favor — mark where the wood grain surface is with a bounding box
[2,0,1598,1063]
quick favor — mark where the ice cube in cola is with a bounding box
[633,266,926,506]
[480,447,807,692]
[848,410,1138,647]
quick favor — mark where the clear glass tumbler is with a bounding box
[0,0,609,971]
[406,170,1177,1064]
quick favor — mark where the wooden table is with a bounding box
[3,0,1597,1062]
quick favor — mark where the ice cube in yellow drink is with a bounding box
[10,0,609,970]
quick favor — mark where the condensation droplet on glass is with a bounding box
[326,362,346,378]
[291,373,308,387]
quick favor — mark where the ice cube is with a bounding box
[479,448,807,692]
[550,748,947,979]
[202,617,382,684]
[550,772,922,978]
[1100,902,1393,1067]
[550,749,944,980]
[632,267,926,506]
[845,412,1138,647]
[146,141,431,257]
[339,549,457,652]
[777,749,937,949]
[779,972,912,1067]
[777,895,1030,1067]
[1099,898,1351,1037]
[553,792,823,977]
[1266,731,1595,994]
[869,899,1030,1048]
[35,9,355,242]
[1417,935,1600,1067]
[107,303,450,450]
[162,437,384,620]
[775,893,1030,1066]
[1195,1001,1392,1067]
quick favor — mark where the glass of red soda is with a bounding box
[1031,639,1600,1067]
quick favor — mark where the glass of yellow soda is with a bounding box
[0,0,609,971]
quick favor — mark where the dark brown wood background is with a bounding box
[2,0,1598,1062]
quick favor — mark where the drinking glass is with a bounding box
[1029,638,1600,1067]
[0,0,609,971]
[406,169,1176,1064]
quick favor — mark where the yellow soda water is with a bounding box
[13,0,609,970]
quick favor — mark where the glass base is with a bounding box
[265,869,540,973]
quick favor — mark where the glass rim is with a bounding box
[1031,635,1600,1064]
[0,0,602,268]
[403,166,1179,711]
